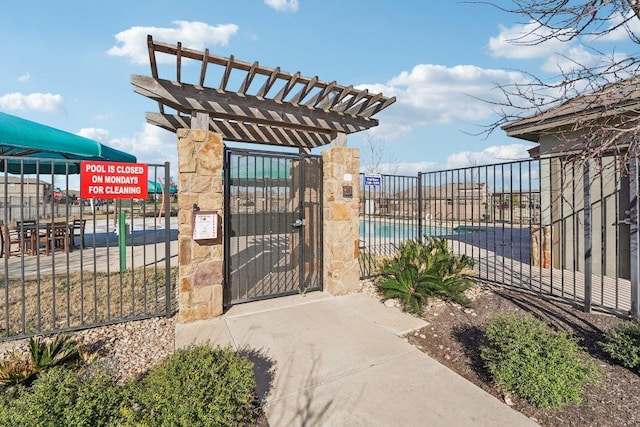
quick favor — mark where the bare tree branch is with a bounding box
[470,0,640,175]
[360,132,398,174]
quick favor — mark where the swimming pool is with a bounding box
[359,220,469,239]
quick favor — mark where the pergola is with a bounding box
[131,35,395,149]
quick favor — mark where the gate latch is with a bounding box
[292,219,305,228]
[616,217,632,225]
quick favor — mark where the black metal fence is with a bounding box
[359,154,636,317]
[0,157,177,341]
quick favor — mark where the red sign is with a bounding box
[80,161,148,199]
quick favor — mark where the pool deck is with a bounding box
[1,218,178,280]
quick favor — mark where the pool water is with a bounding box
[359,221,468,239]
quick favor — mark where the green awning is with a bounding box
[148,180,177,194]
[228,161,291,186]
[0,112,137,174]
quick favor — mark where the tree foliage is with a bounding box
[477,0,640,169]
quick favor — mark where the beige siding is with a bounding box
[540,149,626,279]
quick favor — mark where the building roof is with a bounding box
[502,77,640,142]
[0,176,48,185]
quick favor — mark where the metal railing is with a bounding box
[0,157,177,341]
[359,154,636,317]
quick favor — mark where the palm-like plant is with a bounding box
[0,334,79,387]
[378,264,425,314]
[31,334,79,371]
[377,238,475,315]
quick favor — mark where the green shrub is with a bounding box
[122,345,258,427]
[0,367,123,427]
[377,238,474,314]
[480,313,599,409]
[600,320,640,373]
[0,341,259,427]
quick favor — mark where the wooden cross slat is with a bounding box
[219,54,234,91]
[199,48,209,87]
[239,61,259,95]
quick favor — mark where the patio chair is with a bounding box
[70,219,86,248]
[37,223,69,256]
[16,220,40,255]
[0,224,22,258]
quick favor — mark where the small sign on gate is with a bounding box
[192,210,220,241]
[364,173,382,186]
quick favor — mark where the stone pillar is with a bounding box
[176,129,224,322]
[322,146,360,294]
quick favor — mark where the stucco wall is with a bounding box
[537,138,628,279]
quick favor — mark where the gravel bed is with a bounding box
[0,316,176,384]
[77,316,176,383]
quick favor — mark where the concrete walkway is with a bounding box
[176,292,539,427]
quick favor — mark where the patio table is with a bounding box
[18,222,72,255]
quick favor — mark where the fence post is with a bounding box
[118,208,127,271]
[630,151,640,318]
[583,159,592,313]
[164,162,172,318]
[417,172,423,243]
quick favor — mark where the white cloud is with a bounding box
[539,45,600,73]
[79,124,179,181]
[92,113,114,121]
[587,10,640,42]
[77,127,110,142]
[107,21,239,64]
[488,20,633,77]
[371,161,439,176]
[488,21,572,59]
[445,144,534,168]
[360,19,635,142]
[358,64,526,140]
[265,0,299,12]
[18,73,30,83]
[81,124,177,176]
[362,143,535,176]
[0,92,64,112]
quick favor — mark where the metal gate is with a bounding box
[224,148,322,305]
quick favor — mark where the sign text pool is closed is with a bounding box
[80,161,148,199]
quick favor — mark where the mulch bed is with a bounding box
[406,284,640,427]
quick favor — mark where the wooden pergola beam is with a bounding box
[148,38,394,117]
[219,54,234,91]
[239,61,259,95]
[176,42,182,83]
[257,67,281,98]
[131,74,379,134]
[199,48,209,87]
[274,72,300,103]
[134,36,396,147]
[146,35,164,115]
[145,112,330,148]
[290,76,318,105]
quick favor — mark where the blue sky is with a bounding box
[1,0,637,183]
